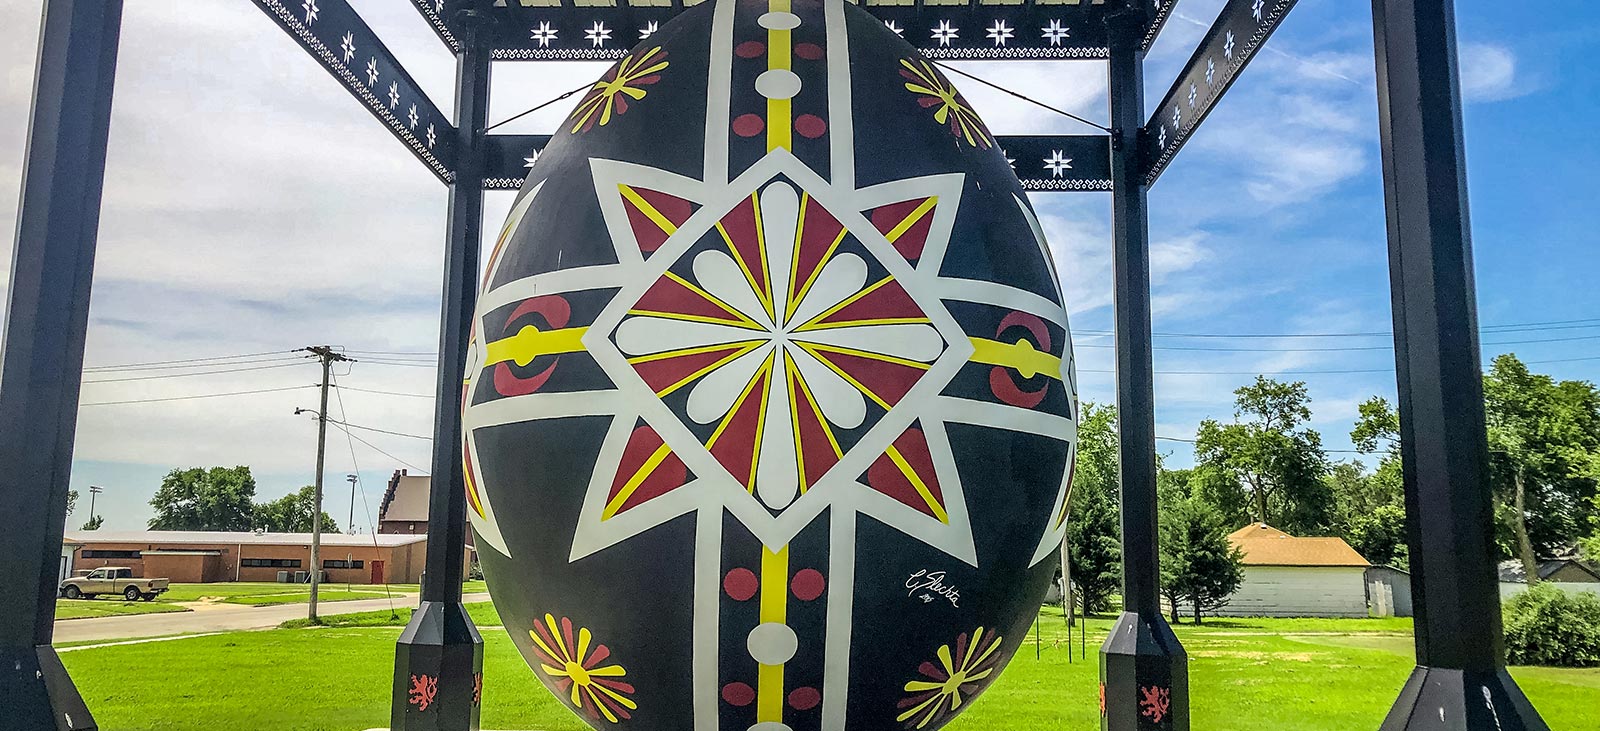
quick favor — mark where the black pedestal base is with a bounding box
[392,601,485,731]
[1099,611,1188,731]
[1381,666,1550,730]
[0,645,96,731]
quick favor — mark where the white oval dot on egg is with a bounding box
[757,11,801,30]
[755,69,802,100]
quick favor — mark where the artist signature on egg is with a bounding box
[906,569,960,608]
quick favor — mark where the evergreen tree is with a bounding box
[1159,498,1245,624]
[1066,402,1121,616]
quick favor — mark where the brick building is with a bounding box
[378,470,431,535]
[64,530,430,584]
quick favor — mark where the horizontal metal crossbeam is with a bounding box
[476,0,1113,61]
[249,0,458,182]
[1142,0,1300,184]
[481,134,1110,191]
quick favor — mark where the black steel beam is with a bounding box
[1371,0,1547,727]
[480,133,1112,191]
[411,0,465,53]
[0,1,123,728]
[481,1,1112,61]
[1142,0,1300,185]
[1141,0,1179,51]
[249,0,458,182]
[1098,5,1188,730]
[392,10,490,731]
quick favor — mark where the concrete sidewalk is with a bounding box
[54,592,492,644]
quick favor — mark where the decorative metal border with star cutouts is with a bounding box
[250,0,458,182]
[480,134,1110,192]
[478,4,1114,61]
[1142,0,1301,184]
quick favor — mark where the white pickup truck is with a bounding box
[59,567,170,602]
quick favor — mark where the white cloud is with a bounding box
[1458,42,1525,103]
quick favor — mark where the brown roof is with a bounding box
[379,472,432,523]
[1227,523,1370,567]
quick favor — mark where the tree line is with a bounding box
[1066,353,1600,621]
[142,466,342,533]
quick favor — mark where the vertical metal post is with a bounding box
[310,353,332,621]
[1098,5,1188,731]
[392,10,488,731]
[1372,1,1547,728]
[0,2,122,729]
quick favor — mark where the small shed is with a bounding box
[1217,524,1372,618]
[1365,565,1413,617]
[1498,558,1600,600]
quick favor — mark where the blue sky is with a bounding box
[1,0,1595,530]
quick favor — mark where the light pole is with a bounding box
[346,474,358,535]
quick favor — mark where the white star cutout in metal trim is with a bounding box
[530,21,558,47]
[1172,106,1181,129]
[1188,83,1197,108]
[408,104,419,130]
[1224,30,1236,59]
[639,21,659,39]
[302,0,318,25]
[884,20,904,37]
[1002,149,1015,170]
[986,20,1014,47]
[340,32,355,64]
[1043,150,1072,178]
[1158,126,1168,149]
[1206,58,1216,86]
[524,150,540,169]
[1253,0,1265,21]
[426,124,436,149]
[434,0,444,12]
[585,21,612,47]
[388,82,400,110]
[1041,20,1070,46]
[932,20,959,47]
[366,58,379,87]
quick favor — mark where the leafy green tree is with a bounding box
[1192,377,1332,534]
[148,466,258,531]
[1484,355,1600,579]
[254,485,341,534]
[1067,402,1121,616]
[65,488,77,517]
[80,515,104,531]
[1159,497,1245,624]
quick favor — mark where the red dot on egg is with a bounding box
[795,114,827,140]
[723,682,756,707]
[732,114,766,138]
[789,686,821,710]
[791,568,826,600]
[795,43,825,60]
[724,567,759,600]
[736,41,766,58]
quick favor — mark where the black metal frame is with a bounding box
[0,0,1552,729]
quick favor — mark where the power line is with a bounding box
[928,60,1111,134]
[329,421,430,474]
[483,81,594,133]
[81,349,295,371]
[80,385,313,407]
[1069,333,1600,353]
[82,361,309,384]
[1153,434,1363,454]
[333,385,434,399]
[1072,316,1600,340]
[83,355,306,373]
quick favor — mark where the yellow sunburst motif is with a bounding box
[529,613,638,723]
[896,627,1005,728]
[569,47,670,134]
[898,58,993,149]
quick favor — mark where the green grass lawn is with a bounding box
[278,601,502,629]
[54,599,190,620]
[59,607,1592,730]
[159,582,422,603]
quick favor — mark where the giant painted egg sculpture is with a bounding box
[463,0,1079,728]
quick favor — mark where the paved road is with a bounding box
[54,592,492,644]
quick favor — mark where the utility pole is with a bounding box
[87,485,102,522]
[299,345,354,623]
[347,474,358,536]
